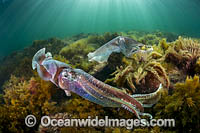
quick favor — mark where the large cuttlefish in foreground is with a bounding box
[32,48,163,119]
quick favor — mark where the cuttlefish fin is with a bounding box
[32,48,45,70]
[32,48,52,70]
[32,48,53,81]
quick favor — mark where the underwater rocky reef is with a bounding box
[0,31,200,132]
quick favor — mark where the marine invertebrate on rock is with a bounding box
[88,36,153,63]
[32,48,164,119]
[165,37,200,76]
[154,75,200,132]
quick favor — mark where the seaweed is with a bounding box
[139,34,162,45]
[0,31,199,133]
[0,38,67,91]
[0,75,58,132]
[107,36,200,94]
[154,75,200,132]
[195,57,200,74]
[59,38,97,73]
[159,38,170,51]
[165,37,200,76]
[87,32,119,46]
[104,127,131,133]
[108,46,169,94]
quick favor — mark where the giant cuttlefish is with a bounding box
[32,48,163,119]
[88,36,153,63]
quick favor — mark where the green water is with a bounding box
[0,0,200,58]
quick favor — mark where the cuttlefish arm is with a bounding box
[32,48,161,119]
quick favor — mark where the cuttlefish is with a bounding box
[88,36,153,63]
[32,48,163,119]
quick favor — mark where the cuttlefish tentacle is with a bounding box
[32,48,162,119]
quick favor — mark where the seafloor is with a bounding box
[0,31,200,132]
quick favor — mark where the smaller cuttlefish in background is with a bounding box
[87,36,153,63]
[32,48,163,119]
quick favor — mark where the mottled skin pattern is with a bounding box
[87,36,153,63]
[32,48,163,119]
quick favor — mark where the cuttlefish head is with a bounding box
[139,45,153,53]
[57,69,76,96]
[32,48,72,85]
[32,48,65,81]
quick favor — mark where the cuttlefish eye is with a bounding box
[61,70,76,82]
[131,47,139,53]
[141,45,146,50]
[139,45,152,51]
[146,45,152,48]
[62,71,68,78]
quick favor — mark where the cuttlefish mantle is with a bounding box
[32,48,162,119]
[87,36,153,63]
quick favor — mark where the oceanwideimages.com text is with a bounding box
[36,116,175,129]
